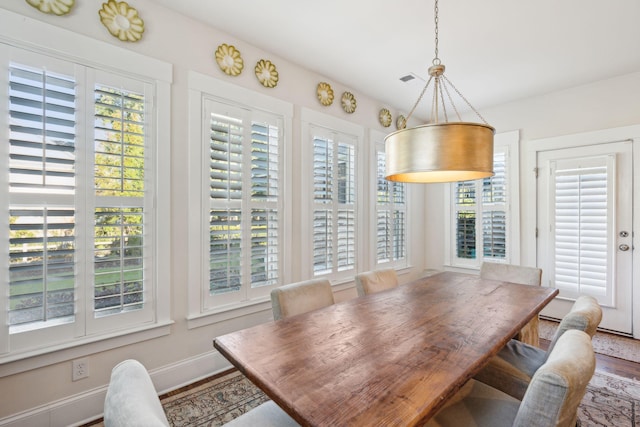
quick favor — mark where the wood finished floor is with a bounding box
[540,337,639,379]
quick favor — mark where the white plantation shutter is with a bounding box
[204,99,283,306]
[5,46,159,348]
[375,145,407,265]
[8,60,77,332]
[551,157,612,300]
[311,129,357,276]
[452,145,509,265]
[93,78,150,322]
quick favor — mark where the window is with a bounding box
[0,19,171,363]
[187,72,292,322]
[301,109,364,282]
[374,134,407,267]
[445,131,520,269]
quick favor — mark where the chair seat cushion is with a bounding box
[223,401,299,427]
[425,380,520,427]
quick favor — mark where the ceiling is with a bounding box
[150,0,640,121]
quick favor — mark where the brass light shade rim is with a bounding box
[385,121,496,139]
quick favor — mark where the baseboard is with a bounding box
[0,351,233,427]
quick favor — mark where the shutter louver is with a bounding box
[377,211,391,262]
[313,137,333,202]
[313,210,332,274]
[251,209,278,287]
[337,209,355,270]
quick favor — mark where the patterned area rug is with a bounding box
[540,319,640,364]
[161,370,269,426]
[159,368,640,427]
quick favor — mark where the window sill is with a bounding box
[0,321,174,377]
[187,298,273,330]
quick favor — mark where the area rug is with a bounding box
[158,368,640,427]
[540,319,640,364]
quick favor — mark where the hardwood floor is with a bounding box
[540,338,639,379]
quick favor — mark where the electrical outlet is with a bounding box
[72,358,88,381]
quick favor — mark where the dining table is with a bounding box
[213,271,559,426]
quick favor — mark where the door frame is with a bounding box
[522,124,640,339]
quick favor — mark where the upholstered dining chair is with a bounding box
[104,359,170,427]
[425,329,595,427]
[354,268,399,297]
[474,295,602,401]
[480,262,543,346]
[270,278,334,320]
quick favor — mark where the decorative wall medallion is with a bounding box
[341,91,357,114]
[99,1,145,42]
[316,82,334,106]
[255,59,279,88]
[26,0,75,15]
[215,44,244,76]
[379,108,392,127]
[396,115,407,130]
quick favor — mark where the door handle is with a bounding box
[619,244,630,251]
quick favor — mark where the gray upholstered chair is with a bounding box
[270,278,334,320]
[425,329,596,427]
[104,359,170,427]
[355,268,399,297]
[223,401,299,426]
[480,262,543,347]
[474,295,602,400]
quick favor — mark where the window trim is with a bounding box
[443,130,520,271]
[0,9,172,370]
[186,71,293,328]
[369,129,410,270]
[300,108,365,283]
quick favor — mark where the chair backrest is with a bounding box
[546,295,603,356]
[355,269,399,297]
[479,262,542,287]
[104,359,169,427]
[270,278,334,320]
[514,329,595,427]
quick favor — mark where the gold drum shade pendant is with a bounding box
[385,0,495,183]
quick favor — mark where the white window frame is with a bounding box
[186,72,293,328]
[0,9,171,372]
[300,108,365,283]
[370,129,409,270]
[444,130,520,270]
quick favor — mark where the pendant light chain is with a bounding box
[433,0,440,65]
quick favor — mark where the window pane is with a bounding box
[337,209,355,270]
[456,210,476,259]
[210,113,243,200]
[9,208,75,331]
[94,86,145,197]
[313,210,332,274]
[251,208,278,287]
[9,64,76,194]
[313,136,333,202]
[251,122,279,201]
[482,211,506,259]
[94,208,144,317]
[337,143,355,204]
[209,209,242,294]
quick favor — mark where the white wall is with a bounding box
[0,2,427,425]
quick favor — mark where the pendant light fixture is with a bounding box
[385,0,495,183]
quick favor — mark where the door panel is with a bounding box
[537,141,632,334]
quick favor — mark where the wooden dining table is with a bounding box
[213,271,559,427]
